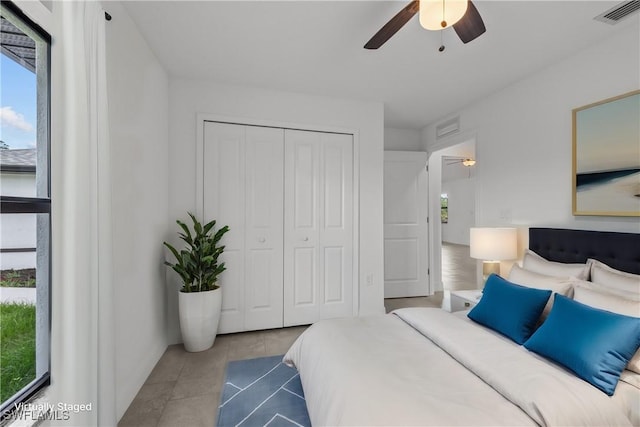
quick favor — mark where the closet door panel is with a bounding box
[244,126,284,330]
[323,144,346,229]
[284,130,353,325]
[319,134,353,319]
[323,247,344,303]
[293,142,317,229]
[284,130,320,326]
[203,122,245,333]
[293,247,316,305]
[218,250,243,328]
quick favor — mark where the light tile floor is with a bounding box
[118,327,307,426]
[118,243,473,426]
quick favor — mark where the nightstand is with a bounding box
[450,290,483,312]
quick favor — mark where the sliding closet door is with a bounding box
[203,122,284,333]
[284,130,353,326]
[243,126,284,331]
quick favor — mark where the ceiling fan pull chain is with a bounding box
[441,0,447,27]
[438,0,446,51]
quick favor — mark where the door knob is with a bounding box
[302,237,309,242]
[258,237,266,243]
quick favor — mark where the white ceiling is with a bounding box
[122,1,639,129]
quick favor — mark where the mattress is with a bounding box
[284,307,635,426]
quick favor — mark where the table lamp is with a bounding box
[470,227,517,282]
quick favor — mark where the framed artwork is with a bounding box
[572,89,640,217]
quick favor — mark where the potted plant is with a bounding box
[164,213,229,352]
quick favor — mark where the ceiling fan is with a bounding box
[364,0,486,50]
[445,157,476,167]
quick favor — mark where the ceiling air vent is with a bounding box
[594,0,640,25]
[436,117,460,139]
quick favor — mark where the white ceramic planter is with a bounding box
[178,287,222,352]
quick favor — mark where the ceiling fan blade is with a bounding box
[453,0,486,44]
[364,0,419,50]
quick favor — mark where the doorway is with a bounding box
[427,139,477,308]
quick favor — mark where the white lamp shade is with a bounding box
[419,0,469,30]
[470,228,518,261]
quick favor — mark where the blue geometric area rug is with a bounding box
[217,355,311,427]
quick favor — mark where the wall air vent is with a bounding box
[436,116,460,139]
[594,0,640,25]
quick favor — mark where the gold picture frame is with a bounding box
[572,89,640,217]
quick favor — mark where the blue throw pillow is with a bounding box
[524,294,640,396]
[468,274,551,344]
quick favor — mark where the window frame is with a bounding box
[0,0,52,419]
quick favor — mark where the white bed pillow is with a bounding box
[508,265,574,320]
[574,285,639,317]
[574,285,640,375]
[617,371,640,426]
[620,370,640,390]
[589,259,640,296]
[522,250,590,280]
[574,278,640,302]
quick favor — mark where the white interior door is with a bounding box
[384,151,429,298]
[318,133,353,321]
[284,130,353,326]
[204,122,246,333]
[204,122,285,333]
[244,126,284,330]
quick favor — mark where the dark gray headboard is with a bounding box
[529,228,640,275]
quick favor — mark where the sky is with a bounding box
[575,92,640,174]
[0,53,37,150]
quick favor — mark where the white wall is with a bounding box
[442,177,476,245]
[168,79,384,344]
[384,127,422,151]
[423,24,640,235]
[105,2,170,419]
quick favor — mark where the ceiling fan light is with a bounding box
[462,159,476,166]
[419,0,469,30]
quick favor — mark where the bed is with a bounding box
[284,228,640,426]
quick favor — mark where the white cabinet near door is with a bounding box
[284,130,354,326]
[203,122,284,334]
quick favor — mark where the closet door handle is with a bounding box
[258,237,266,243]
[302,237,309,242]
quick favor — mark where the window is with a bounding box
[0,1,51,418]
[441,194,448,223]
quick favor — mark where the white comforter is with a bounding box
[283,307,633,426]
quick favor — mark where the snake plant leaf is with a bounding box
[203,219,216,235]
[213,226,230,244]
[189,212,203,236]
[163,242,182,263]
[177,220,193,244]
[164,213,230,293]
